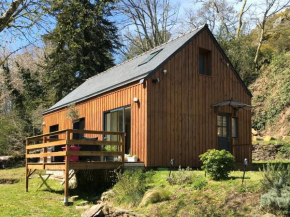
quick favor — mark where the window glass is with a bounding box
[218,127,222,137]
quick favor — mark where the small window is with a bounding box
[49,124,59,139]
[138,49,163,66]
[232,117,238,138]
[198,48,211,76]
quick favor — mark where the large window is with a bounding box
[199,48,211,76]
[232,117,238,138]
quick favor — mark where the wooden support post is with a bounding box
[25,139,29,192]
[121,133,125,168]
[64,130,70,205]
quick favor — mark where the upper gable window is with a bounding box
[199,48,211,76]
[138,49,163,66]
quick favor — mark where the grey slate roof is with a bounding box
[43,25,205,114]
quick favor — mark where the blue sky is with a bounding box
[0,0,262,62]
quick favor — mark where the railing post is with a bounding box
[64,130,70,205]
[42,136,47,169]
[25,138,29,192]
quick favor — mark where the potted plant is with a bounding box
[127,154,138,162]
[66,103,80,123]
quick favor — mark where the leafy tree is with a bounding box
[43,0,120,103]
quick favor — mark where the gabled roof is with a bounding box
[43,24,252,115]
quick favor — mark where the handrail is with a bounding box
[25,129,125,164]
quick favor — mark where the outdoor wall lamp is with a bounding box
[152,78,160,83]
[133,97,139,103]
[42,122,45,126]
[163,69,167,75]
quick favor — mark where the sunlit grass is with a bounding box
[0,167,88,217]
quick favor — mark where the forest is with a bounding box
[1,0,290,155]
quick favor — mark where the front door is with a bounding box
[217,114,230,151]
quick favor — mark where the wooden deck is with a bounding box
[25,129,125,204]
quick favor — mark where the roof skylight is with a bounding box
[138,49,163,66]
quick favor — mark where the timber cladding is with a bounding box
[147,28,251,167]
[43,26,252,168]
[43,82,148,165]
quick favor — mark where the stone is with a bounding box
[76,205,90,211]
[282,136,290,140]
[264,136,273,142]
[262,213,276,217]
[81,203,104,217]
[71,195,79,201]
[252,128,258,136]
[81,201,89,205]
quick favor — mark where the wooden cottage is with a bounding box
[27,24,252,171]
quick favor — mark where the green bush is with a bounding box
[166,166,195,185]
[166,166,207,189]
[111,169,153,206]
[260,163,290,215]
[192,175,208,190]
[199,149,235,180]
[139,187,171,207]
[260,163,290,193]
[260,186,290,216]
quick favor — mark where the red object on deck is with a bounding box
[62,146,81,162]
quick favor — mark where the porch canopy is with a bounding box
[212,100,252,111]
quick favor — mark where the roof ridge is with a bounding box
[86,25,205,81]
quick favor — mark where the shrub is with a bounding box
[260,163,290,193]
[260,163,290,215]
[111,169,147,206]
[192,175,207,190]
[139,187,171,207]
[199,149,235,180]
[166,166,195,185]
[260,186,290,216]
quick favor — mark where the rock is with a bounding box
[264,136,273,142]
[262,213,276,217]
[81,203,104,217]
[76,205,90,211]
[252,128,258,136]
[71,195,79,201]
[101,190,114,202]
[283,136,290,140]
[81,201,89,206]
[252,136,257,142]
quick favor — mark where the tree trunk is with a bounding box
[254,28,264,66]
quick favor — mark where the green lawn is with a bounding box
[0,167,89,217]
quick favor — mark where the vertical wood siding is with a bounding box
[147,29,251,167]
[43,82,148,165]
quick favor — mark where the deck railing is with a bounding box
[25,129,125,204]
[26,129,125,166]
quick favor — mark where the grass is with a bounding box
[0,167,93,217]
[0,167,269,216]
[108,169,264,217]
